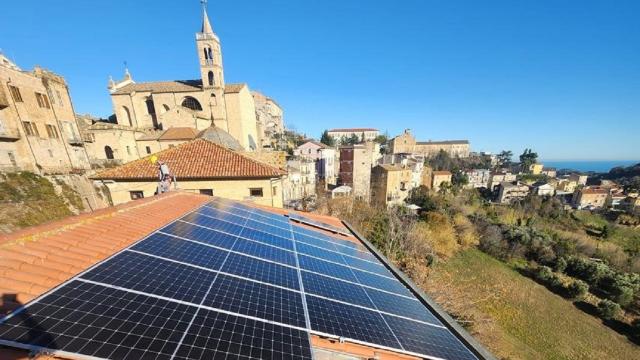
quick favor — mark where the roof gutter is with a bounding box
[342,221,497,360]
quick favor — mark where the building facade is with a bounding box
[465,169,491,189]
[573,187,608,209]
[389,129,470,158]
[431,171,452,192]
[0,55,90,173]
[370,164,413,207]
[327,128,379,144]
[283,158,316,204]
[252,91,284,149]
[498,181,530,204]
[338,143,375,200]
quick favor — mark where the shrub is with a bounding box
[566,280,589,300]
[565,256,610,284]
[597,272,637,307]
[597,299,622,320]
[478,225,509,259]
[553,257,568,273]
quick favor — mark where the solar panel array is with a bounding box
[288,213,351,236]
[0,198,479,360]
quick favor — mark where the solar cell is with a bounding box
[305,296,401,349]
[331,243,380,262]
[202,274,306,327]
[351,268,413,297]
[383,315,478,360]
[244,219,292,239]
[298,255,357,283]
[292,226,359,249]
[364,287,443,325]
[293,233,338,251]
[182,212,244,236]
[173,309,312,360]
[162,221,237,250]
[341,254,392,277]
[301,272,374,308]
[231,237,296,266]
[295,242,347,265]
[80,251,217,304]
[288,213,351,236]
[0,281,194,359]
[239,227,294,250]
[197,206,248,224]
[131,233,229,270]
[221,252,300,290]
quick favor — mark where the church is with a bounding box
[98,3,271,157]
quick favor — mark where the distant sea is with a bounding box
[541,160,639,173]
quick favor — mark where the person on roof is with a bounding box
[155,158,173,194]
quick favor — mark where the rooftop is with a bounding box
[0,193,491,359]
[92,139,286,180]
[157,127,199,141]
[416,140,469,145]
[433,170,453,175]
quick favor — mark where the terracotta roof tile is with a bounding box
[92,138,286,180]
[0,192,211,310]
[112,80,202,95]
[158,127,199,141]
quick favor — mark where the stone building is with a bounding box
[327,128,379,144]
[92,138,286,207]
[488,171,517,192]
[465,169,491,189]
[283,158,316,204]
[98,5,269,160]
[431,171,452,192]
[572,187,608,209]
[370,164,413,207]
[0,54,90,173]
[252,91,284,149]
[338,143,376,201]
[497,181,530,204]
[389,129,470,158]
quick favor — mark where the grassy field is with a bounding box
[424,248,640,360]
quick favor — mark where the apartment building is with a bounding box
[338,143,376,200]
[327,128,379,144]
[370,164,413,207]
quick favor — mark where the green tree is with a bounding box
[519,148,538,172]
[319,130,335,147]
[497,150,513,168]
[597,299,622,320]
[345,133,360,145]
[373,134,388,145]
[452,171,469,187]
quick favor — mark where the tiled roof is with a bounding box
[417,140,469,145]
[328,128,378,132]
[158,127,199,141]
[0,192,211,310]
[224,83,247,93]
[581,187,608,194]
[92,139,286,180]
[433,170,452,175]
[112,80,203,95]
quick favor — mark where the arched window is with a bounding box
[121,106,132,126]
[210,93,217,106]
[105,146,114,160]
[203,48,209,60]
[181,96,203,111]
[208,48,213,62]
[208,71,214,86]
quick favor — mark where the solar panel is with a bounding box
[0,199,480,360]
[288,213,351,236]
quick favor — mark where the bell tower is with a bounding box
[196,0,227,129]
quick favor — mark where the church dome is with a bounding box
[197,126,243,151]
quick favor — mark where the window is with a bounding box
[104,146,114,159]
[35,93,51,108]
[162,104,170,114]
[208,71,214,86]
[249,188,264,197]
[45,124,59,139]
[146,146,151,154]
[126,146,131,155]
[210,93,217,106]
[8,86,22,102]
[145,97,155,114]
[199,189,214,196]
[7,151,16,166]
[181,96,202,111]
[272,186,277,196]
[46,88,55,105]
[130,191,144,200]
[47,149,54,158]
[22,121,39,136]
[56,90,63,106]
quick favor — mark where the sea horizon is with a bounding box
[540,160,639,173]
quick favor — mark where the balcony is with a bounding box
[0,127,21,141]
[67,136,84,146]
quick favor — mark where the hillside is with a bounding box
[425,249,640,360]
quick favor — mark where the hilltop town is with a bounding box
[1,3,639,360]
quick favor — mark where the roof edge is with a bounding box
[342,221,498,360]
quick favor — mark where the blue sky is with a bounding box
[1,0,638,161]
